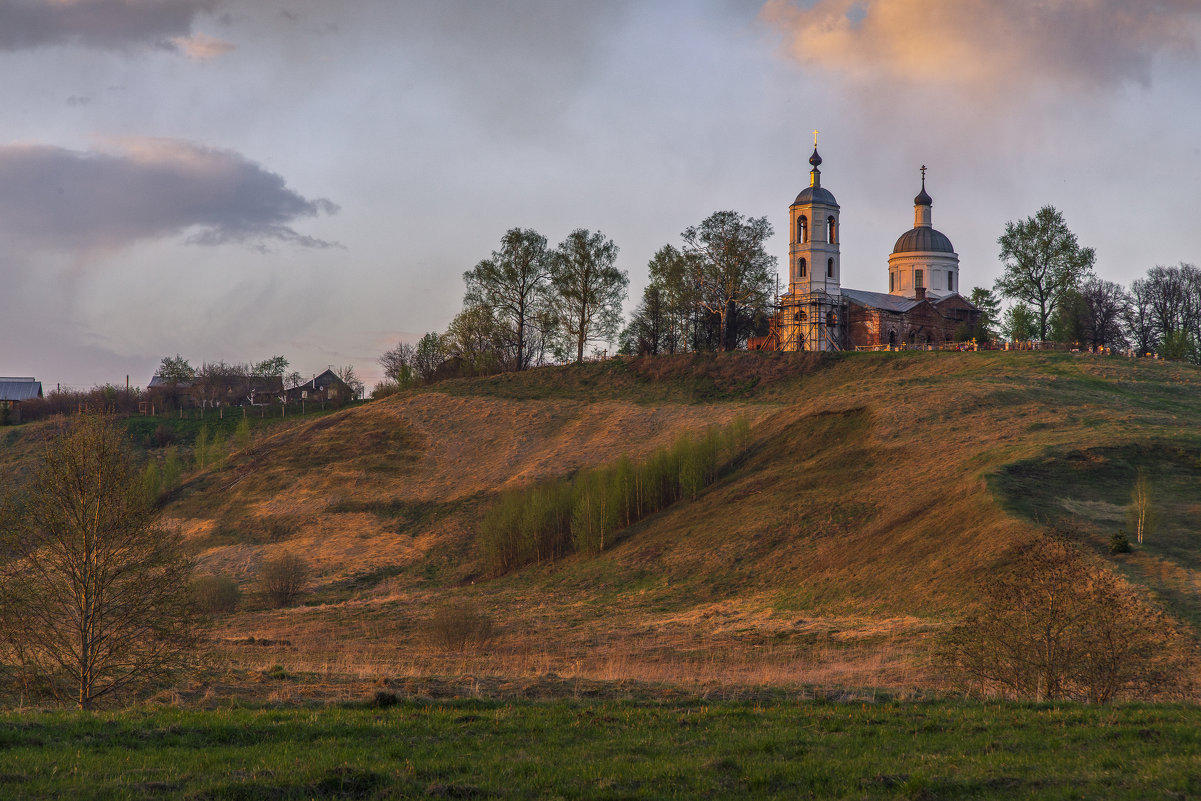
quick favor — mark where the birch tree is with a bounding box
[682,211,775,351]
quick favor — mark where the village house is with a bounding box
[284,369,353,405]
[0,377,43,424]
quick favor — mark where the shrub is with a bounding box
[260,553,311,608]
[1109,530,1132,554]
[424,599,495,650]
[153,424,175,448]
[192,573,242,614]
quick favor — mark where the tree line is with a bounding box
[375,211,778,394]
[970,205,1201,360]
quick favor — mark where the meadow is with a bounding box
[3,696,1201,800]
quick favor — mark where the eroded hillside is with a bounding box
[6,351,1201,697]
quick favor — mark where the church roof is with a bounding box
[892,226,955,254]
[793,186,839,207]
[841,288,921,313]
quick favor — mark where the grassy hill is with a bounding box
[5,350,1201,698]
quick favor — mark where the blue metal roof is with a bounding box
[0,378,43,402]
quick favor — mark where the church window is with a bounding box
[889,272,894,292]
[798,257,807,278]
[888,330,896,346]
[827,258,834,279]
[947,272,954,292]
[827,216,836,244]
[798,215,808,243]
[914,270,924,289]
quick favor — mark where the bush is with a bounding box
[192,573,242,614]
[1109,530,1132,554]
[153,424,175,448]
[941,532,1194,702]
[260,553,311,608]
[424,599,495,650]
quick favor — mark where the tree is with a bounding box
[619,283,669,356]
[464,228,553,371]
[157,354,195,384]
[0,415,199,709]
[941,529,1192,702]
[1000,304,1039,342]
[445,304,506,376]
[995,206,1095,341]
[682,211,776,351]
[378,341,416,388]
[335,365,364,399]
[413,332,448,382]
[968,287,1001,341]
[1125,277,1158,355]
[549,229,628,362]
[251,355,289,379]
[260,552,310,608]
[1126,469,1157,545]
[1075,278,1130,349]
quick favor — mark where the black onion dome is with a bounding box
[809,147,822,167]
[892,227,954,253]
[914,184,932,206]
[793,186,838,206]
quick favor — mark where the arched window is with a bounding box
[888,330,896,347]
[947,271,954,292]
[798,257,807,278]
[827,258,834,279]
[798,215,808,243]
[827,216,836,244]
[889,272,895,292]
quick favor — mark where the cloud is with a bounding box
[761,0,1201,91]
[170,31,235,60]
[0,0,230,54]
[0,138,338,254]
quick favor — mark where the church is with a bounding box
[750,144,980,351]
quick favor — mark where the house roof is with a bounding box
[148,375,193,388]
[0,377,43,402]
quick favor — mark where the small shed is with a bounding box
[0,377,43,424]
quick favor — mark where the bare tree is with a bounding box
[682,211,775,351]
[464,228,554,371]
[1076,278,1130,349]
[378,341,416,388]
[941,528,1192,702]
[0,414,199,709]
[335,365,365,399]
[260,552,311,608]
[1127,469,1157,545]
[549,229,628,362]
[1125,277,1158,355]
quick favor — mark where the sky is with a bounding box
[1,0,1199,391]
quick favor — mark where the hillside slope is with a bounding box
[6,350,1201,694]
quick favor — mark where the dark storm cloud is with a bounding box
[0,0,219,52]
[0,139,338,253]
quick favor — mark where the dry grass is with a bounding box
[9,350,1201,701]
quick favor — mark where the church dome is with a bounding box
[892,227,954,254]
[794,186,838,206]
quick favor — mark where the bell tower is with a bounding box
[788,135,841,299]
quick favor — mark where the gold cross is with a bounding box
[813,129,819,148]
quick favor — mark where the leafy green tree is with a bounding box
[619,283,669,356]
[157,354,195,384]
[0,414,199,709]
[413,332,448,382]
[251,355,289,378]
[995,206,1095,341]
[549,229,629,362]
[1001,304,1039,342]
[682,211,775,351]
[464,228,553,370]
[445,304,506,376]
[968,287,1001,340]
[1160,330,1196,362]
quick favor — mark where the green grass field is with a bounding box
[2,698,1200,799]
